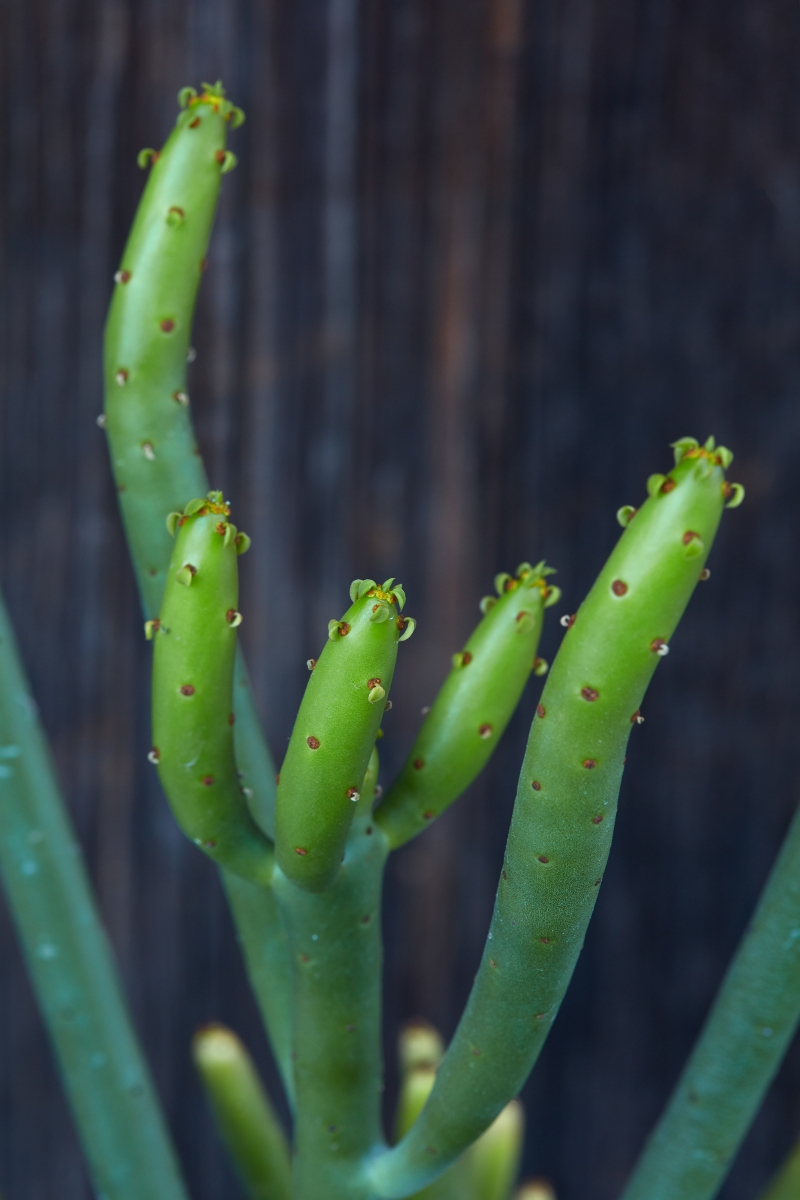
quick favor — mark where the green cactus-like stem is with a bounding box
[620,799,800,1200]
[758,1133,800,1200]
[275,581,410,891]
[104,82,240,616]
[193,1023,292,1200]
[102,86,288,1082]
[151,494,273,884]
[376,563,554,849]
[370,439,740,1197]
[272,750,387,1199]
[0,593,188,1200]
[222,873,295,1108]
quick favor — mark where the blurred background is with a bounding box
[1,0,800,1196]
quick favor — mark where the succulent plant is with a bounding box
[2,83,795,1200]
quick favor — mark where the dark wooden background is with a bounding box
[1,0,800,1196]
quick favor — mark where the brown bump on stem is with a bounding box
[202,775,214,787]
[581,686,599,702]
[531,780,541,791]
[366,826,373,835]
[502,870,507,879]
[189,116,201,128]
[306,736,320,750]
[682,530,701,545]
[295,847,308,857]
[423,810,435,820]
[700,567,711,580]
[489,959,497,968]
[583,758,597,769]
[631,709,642,723]
[722,481,733,500]
[537,704,546,719]
[339,622,351,636]
[204,840,216,848]
[367,677,382,689]
[228,713,235,726]
[215,149,225,163]
[215,522,226,536]
[147,747,160,764]
[462,650,473,665]
[180,684,195,696]
[536,1013,545,1020]
[537,855,549,864]
[160,318,175,333]
[660,478,676,493]
[397,615,407,631]
[226,609,237,624]
[361,914,370,924]
[650,638,668,654]
[346,787,359,800]
[471,1048,481,1057]
[592,814,604,824]
[539,937,550,944]
[299,954,310,964]
[594,878,603,886]
[201,258,208,271]
[413,758,425,770]
[479,723,493,739]
[612,579,628,596]
[275,773,280,785]
[115,368,128,386]
[560,613,576,628]
[114,269,131,284]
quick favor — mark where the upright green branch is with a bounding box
[102,83,292,1091]
[0,593,188,1200]
[376,562,553,849]
[370,438,742,1197]
[275,580,410,891]
[152,493,273,883]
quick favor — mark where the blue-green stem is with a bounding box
[0,593,188,1200]
[620,801,800,1200]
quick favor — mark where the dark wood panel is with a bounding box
[2,0,800,1196]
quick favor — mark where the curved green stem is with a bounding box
[102,83,287,1062]
[370,438,738,1197]
[193,1023,292,1200]
[620,801,800,1200]
[0,593,188,1200]
[151,494,273,884]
